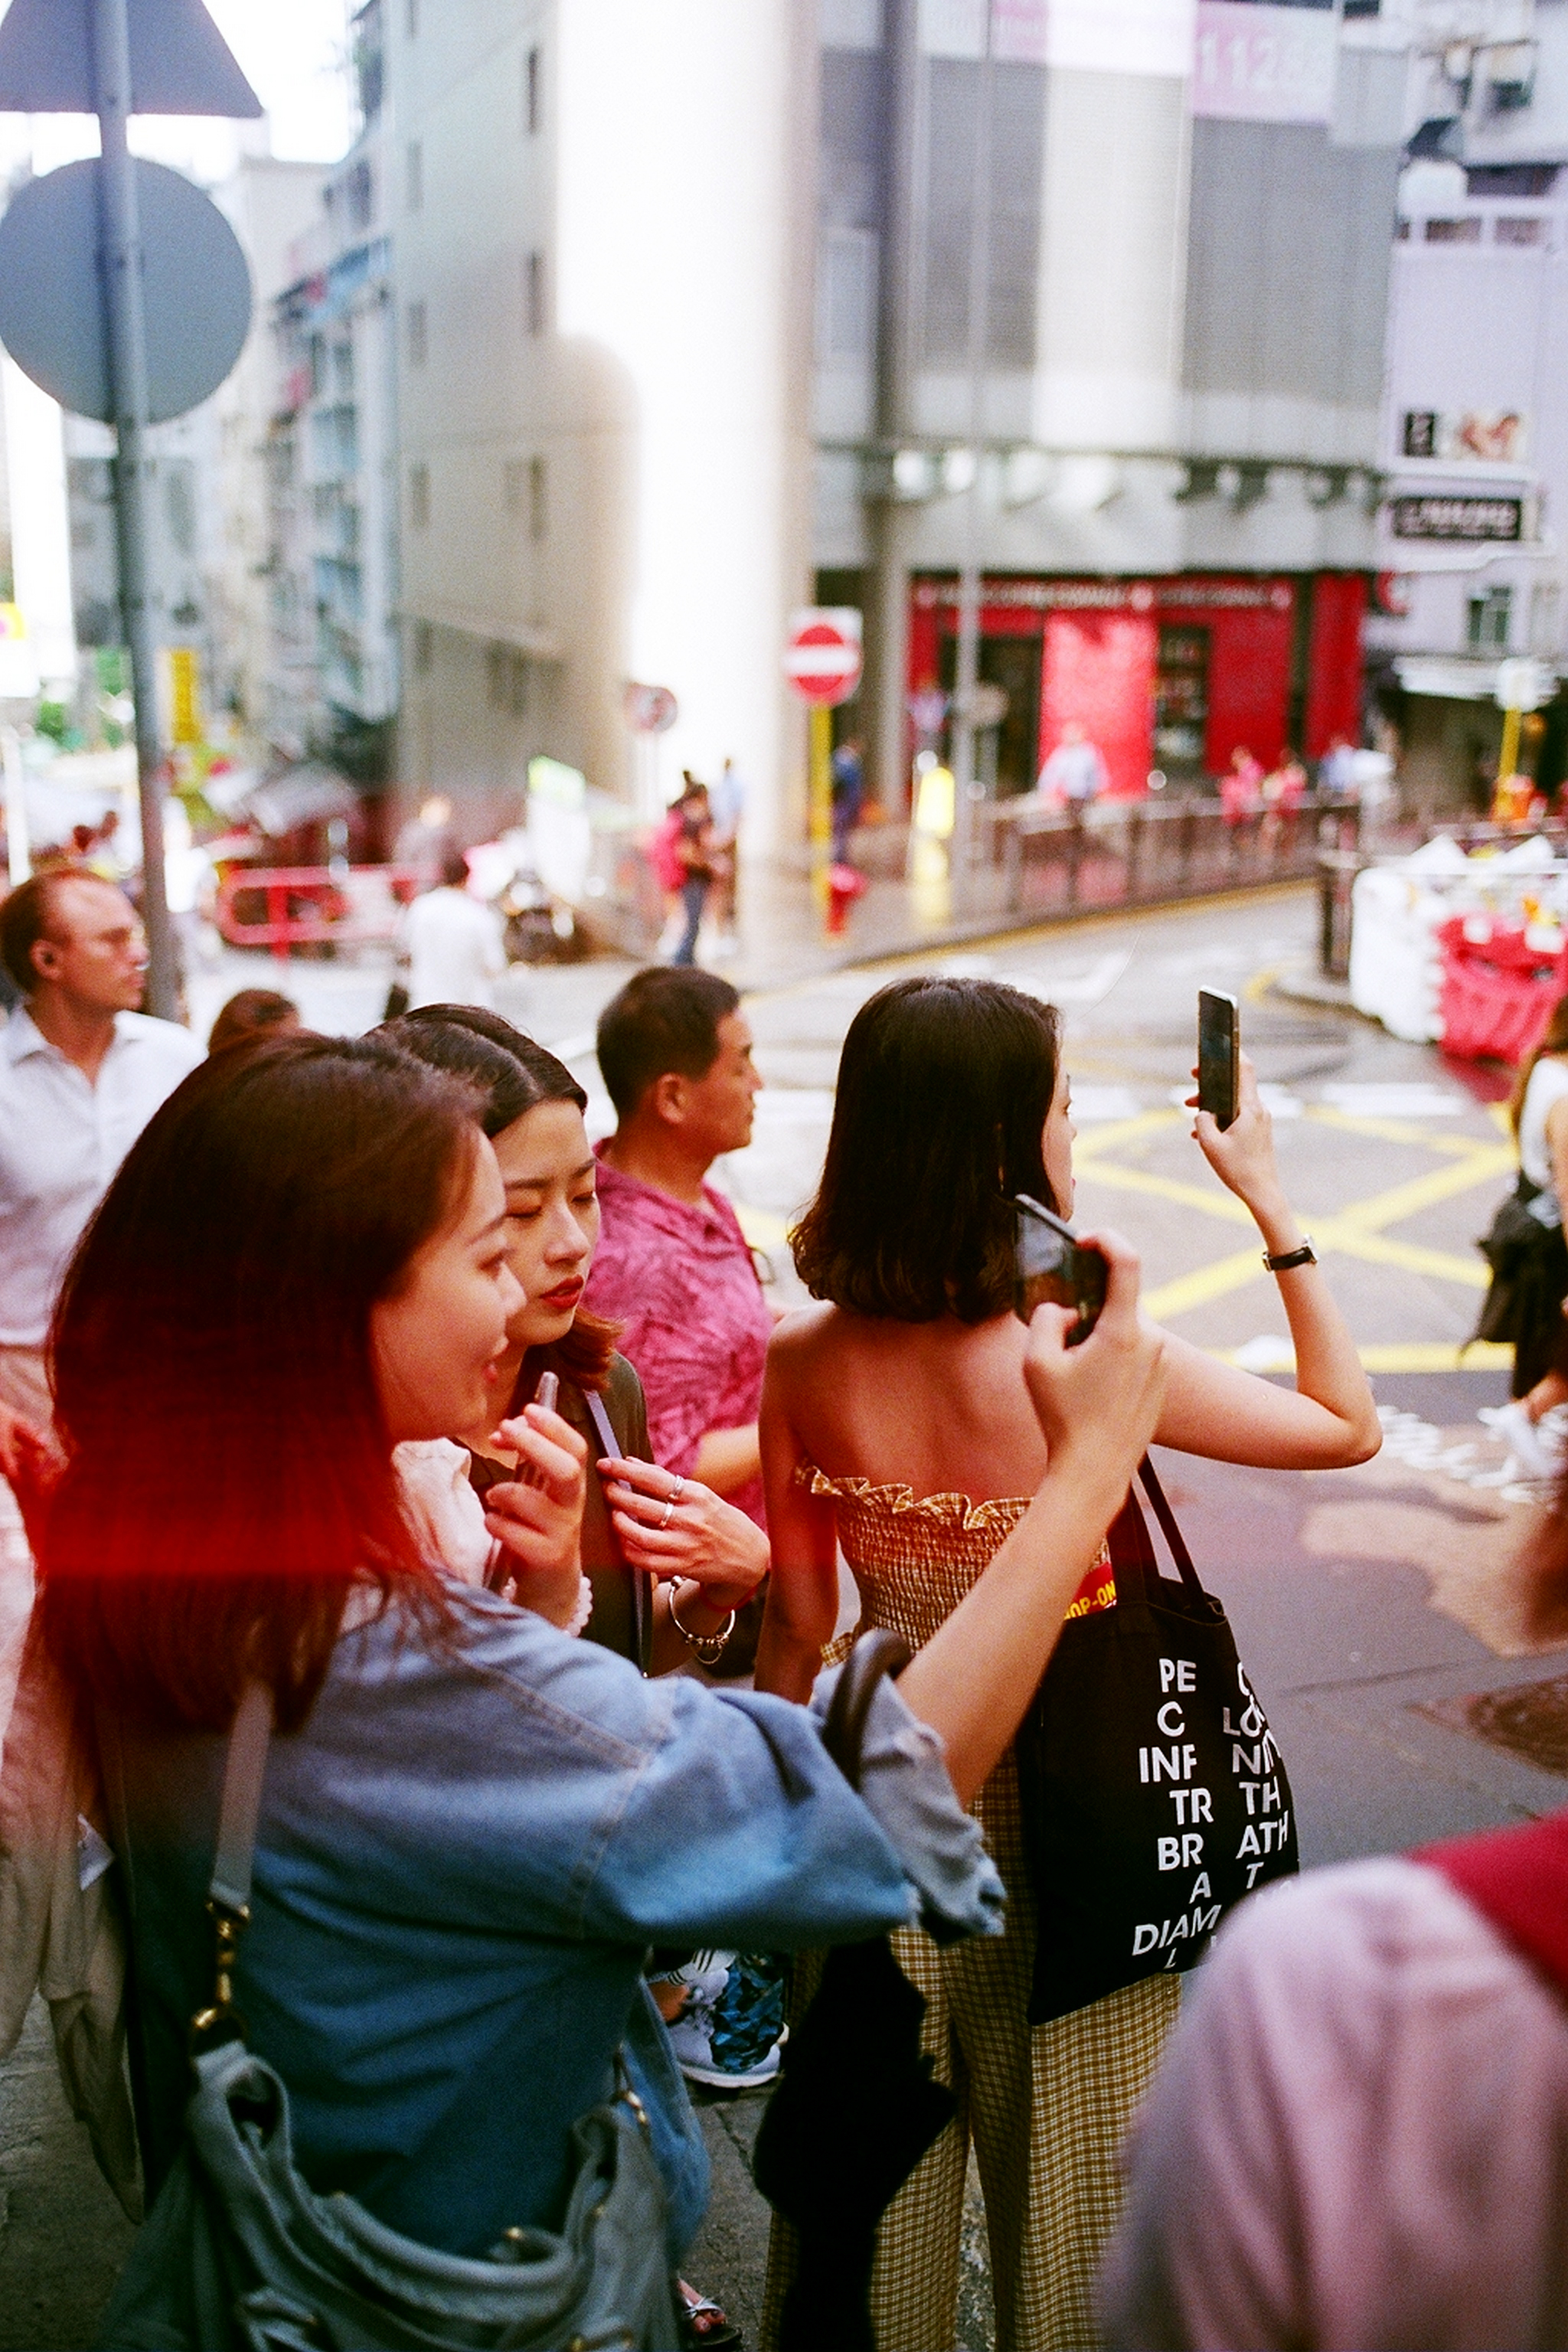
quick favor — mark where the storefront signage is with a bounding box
[1390,495,1523,543]
[1192,1,1336,125]
[1402,410,1527,463]
[914,578,1293,615]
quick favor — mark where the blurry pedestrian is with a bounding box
[393,792,457,900]
[589,969,771,1537]
[830,735,864,865]
[1037,720,1108,807]
[1318,734,1357,801]
[1473,995,1568,1477]
[1102,1491,1568,2351]
[402,850,507,1011]
[1220,743,1264,825]
[708,756,744,956]
[757,978,1378,2352]
[207,988,302,1056]
[0,867,201,1441]
[669,781,718,968]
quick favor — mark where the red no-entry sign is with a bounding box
[785,608,862,707]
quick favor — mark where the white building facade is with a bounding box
[390,0,815,851]
[1369,0,1568,811]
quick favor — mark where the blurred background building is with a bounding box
[1371,0,1568,815]
[5,0,1568,866]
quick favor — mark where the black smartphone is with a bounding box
[1011,1193,1107,1344]
[1197,989,1240,1132]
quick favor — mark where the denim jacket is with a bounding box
[100,1580,1002,2261]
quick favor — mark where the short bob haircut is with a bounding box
[40,1034,483,1734]
[377,1004,619,1392]
[791,975,1062,1323]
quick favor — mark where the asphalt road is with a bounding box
[7,880,1566,2351]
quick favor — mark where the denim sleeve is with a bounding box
[322,1596,1003,1955]
[808,1664,1004,1945]
[574,1665,1003,1953]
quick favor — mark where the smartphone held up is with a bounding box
[1197,989,1239,1132]
[1011,1193,1107,1344]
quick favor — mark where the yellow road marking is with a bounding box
[1203,1341,1513,1373]
[1312,1228,1487,1286]
[1328,1145,1516,1232]
[1072,1108,1184,1158]
[1143,1250,1267,1319]
[1303,1106,1511,1159]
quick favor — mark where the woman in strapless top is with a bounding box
[755,976,1380,2352]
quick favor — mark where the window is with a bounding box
[1468,584,1512,651]
[412,619,433,674]
[1496,215,1547,247]
[407,139,423,213]
[524,250,546,335]
[407,298,427,368]
[1425,216,1481,243]
[1530,582,1560,655]
[528,456,547,544]
[486,644,528,717]
[525,45,542,135]
[409,461,430,529]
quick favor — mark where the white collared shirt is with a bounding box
[0,1005,203,1345]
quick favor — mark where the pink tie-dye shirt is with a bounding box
[583,1147,773,1527]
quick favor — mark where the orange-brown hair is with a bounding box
[1510,992,1568,1138]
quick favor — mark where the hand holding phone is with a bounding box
[1197,989,1240,1132]
[1011,1193,1107,1344]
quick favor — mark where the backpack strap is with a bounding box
[1417,1810,1568,2001]
[191,1677,273,2047]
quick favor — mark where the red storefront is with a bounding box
[908,573,1366,799]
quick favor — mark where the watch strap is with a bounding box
[1263,1236,1315,1272]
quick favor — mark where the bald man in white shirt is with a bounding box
[0,867,201,1455]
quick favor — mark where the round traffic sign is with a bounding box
[0,155,252,424]
[785,612,862,707]
[624,681,678,734]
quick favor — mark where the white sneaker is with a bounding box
[666,1955,786,2091]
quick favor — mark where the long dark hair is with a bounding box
[1511,992,1568,1138]
[791,975,1063,1322]
[39,1034,482,1733]
[378,1005,620,1390]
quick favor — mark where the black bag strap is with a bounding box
[822,1628,910,1791]
[1134,1455,1204,1597]
[581,1384,652,1677]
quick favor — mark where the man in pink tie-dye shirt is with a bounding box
[585,968,773,1530]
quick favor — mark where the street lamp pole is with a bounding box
[93,0,175,1018]
[949,3,995,909]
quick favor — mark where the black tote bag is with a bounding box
[1015,1456,1297,2026]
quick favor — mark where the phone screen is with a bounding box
[1011,1194,1107,1343]
[1197,990,1240,1132]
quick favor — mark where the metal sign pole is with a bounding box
[93,0,175,1018]
[949,4,995,911]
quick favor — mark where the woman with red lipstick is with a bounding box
[382,1006,767,1677]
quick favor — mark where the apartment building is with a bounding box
[266,0,399,779]
[1370,0,1568,811]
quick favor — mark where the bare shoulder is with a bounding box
[767,1301,840,1374]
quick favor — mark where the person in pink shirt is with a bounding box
[586,967,773,1537]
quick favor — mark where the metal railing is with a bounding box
[215,864,418,957]
[980,793,1361,920]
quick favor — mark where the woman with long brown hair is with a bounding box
[41,1030,1169,2309]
